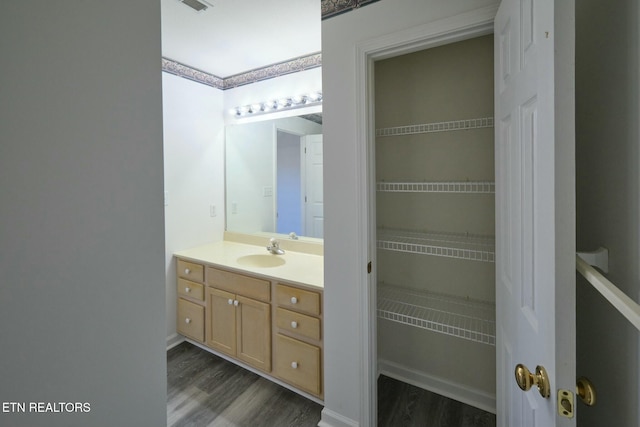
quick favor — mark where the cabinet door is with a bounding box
[236,295,271,372]
[275,334,321,396]
[177,298,204,342]
[206,287,236,357]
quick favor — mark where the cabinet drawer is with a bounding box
[275,334,321,396]
[206,267,270,302]
[276,284,321,316]
[177,278,204,301]
[177,298,204,342]
[276,307,320,341]
[177,259,204,283]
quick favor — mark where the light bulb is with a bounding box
[308,92,322,102]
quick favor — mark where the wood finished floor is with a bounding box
[167,342,322,427]
[167,342,495,427]
[377,375,496,427]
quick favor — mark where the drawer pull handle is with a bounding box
[290,297,298,304]
[291,361,298,369]
[228,299,233,305]
[184,268,191,275]
[291,321,298,329]
[185,287,191,293]
[185,318,191,324]
[234,300,239,306]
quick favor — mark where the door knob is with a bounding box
[576,376,596,406]
[515,364,550,398]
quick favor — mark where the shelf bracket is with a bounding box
[576,247,609,273]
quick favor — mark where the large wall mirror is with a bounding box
[226,114,323,239]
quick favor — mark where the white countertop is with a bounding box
[174,240,324,289]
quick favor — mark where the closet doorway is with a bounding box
[356,4,577,426]
[374,34,496,418]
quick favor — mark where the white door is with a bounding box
[276,131,303,235]
[303,134,323,238]
[495,0,576,425]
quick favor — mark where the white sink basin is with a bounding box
[236,254,286,268]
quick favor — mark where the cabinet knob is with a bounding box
[291,321,298,329]
[184,268,191,275]
[234,300,239,306]
[291,361,298,369]
[290,296,298,304]
[185,318,191,324]
[185,287,191,293]
[228,299,233,305]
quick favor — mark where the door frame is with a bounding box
[302,133,323,239]
[274,126,306,235]
[273,129,307,236]
[353,6,499,425]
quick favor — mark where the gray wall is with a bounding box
[0,2,166,426]
[576,0,640,425]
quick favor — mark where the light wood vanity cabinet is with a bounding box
[178,278,204,300]
[274,283,323,397]
[176,260,205,343]
[175,256,323,400]
[177,259,204,283]
[205,267,272,373]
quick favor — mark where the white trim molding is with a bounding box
[354,5,499,424]
[319,408,360,427]
[378,359,497,414]
[166,333,185,351]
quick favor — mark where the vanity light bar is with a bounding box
[233,92,322,118]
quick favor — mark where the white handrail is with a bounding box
[576,255,640,332]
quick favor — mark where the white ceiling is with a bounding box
[161,0,322,78]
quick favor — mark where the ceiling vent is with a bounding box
[179,0,212,13]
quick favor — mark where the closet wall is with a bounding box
[374,35,496,409]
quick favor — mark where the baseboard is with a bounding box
[166,333,185,351]
[378,358,496,414]
[318,408,359,427]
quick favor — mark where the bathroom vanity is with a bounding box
[174,232,324,401]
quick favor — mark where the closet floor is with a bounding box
[167,341,322,427]
[378,375,496,427]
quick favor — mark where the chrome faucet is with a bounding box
[266,238,285,255]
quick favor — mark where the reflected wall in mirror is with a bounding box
[226,115,323,239]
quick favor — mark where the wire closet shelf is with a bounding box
[377,228,495,263]
[377,181,495,194]
[377,283,496,345]
[375,117,494,138]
